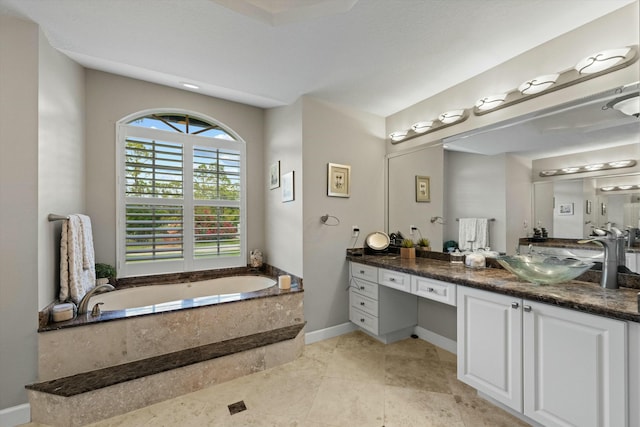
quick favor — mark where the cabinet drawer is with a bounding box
[378,269,411,292]
[411,276,457,306]
[349,306,378,335]
[351,262,378,283]
[350,288,379,316]
[350,277,379,300]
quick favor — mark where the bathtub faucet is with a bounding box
[78,284,115,314]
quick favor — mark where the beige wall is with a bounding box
[0,15,41,411]
[85,70,266,269]
[38,31,86,309]
[264,100,304,277]
[301,96,385,331]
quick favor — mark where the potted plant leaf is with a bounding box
[417,237,431,252]
[95,263,116,285]
[400,239,416,259]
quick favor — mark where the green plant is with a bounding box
[417,238,430,247]
[95,263,116,279]
[401,239,415,248]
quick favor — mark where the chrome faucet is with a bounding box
[579,228,624,289]
[78,283,114,314]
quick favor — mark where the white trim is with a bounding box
[0,403,31,427]
[413,325,457,354]
[304,322,356,344]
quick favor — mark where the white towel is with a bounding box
[474,218,489,251]
[60,214,96,304]
[458,218,477,251]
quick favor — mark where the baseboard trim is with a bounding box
[305,322,356,344]
[0,403,31,427]
[413,325,457,354]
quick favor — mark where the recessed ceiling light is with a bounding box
[180,82,200,89]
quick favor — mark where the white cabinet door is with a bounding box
[457,286,523,411]
[523,301,627,427]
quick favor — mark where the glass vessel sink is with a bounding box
[496,254,594,285]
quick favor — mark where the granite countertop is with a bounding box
[347,254,640,323]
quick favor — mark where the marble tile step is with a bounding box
[27,322,304,397]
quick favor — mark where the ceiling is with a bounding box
[0,0,635,117]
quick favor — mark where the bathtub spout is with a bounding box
[78,284,115,314]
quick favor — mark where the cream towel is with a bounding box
[474,218,489,251]
[60,214,96,304]
[458,218,477,251]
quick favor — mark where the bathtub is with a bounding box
[88,275,277,312]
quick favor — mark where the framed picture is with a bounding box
[281,171,294,202]
[269,161,280,189]
[558,203,574,216]
[415,175,430,202]
[585,200,592,214]
[327,163,350,198]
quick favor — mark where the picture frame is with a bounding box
[415,175,431,202]
[281,171,294,202]
[327,163,350,198]
[558,203,574,216]
[269,161,280,189]
[585,200,592,215]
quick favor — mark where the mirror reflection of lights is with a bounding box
[561,167,580,173]
[538,160,636,177]
[609,160,633,168]
[584,164,604,171]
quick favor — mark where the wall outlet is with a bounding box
[410,225,417,235]
[352,226,360,237]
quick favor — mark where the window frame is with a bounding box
[116,110,246,278]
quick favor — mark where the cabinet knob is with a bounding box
[360,286,365,290]
[523,305,532,312]
[389,277,396,282]
[511,302,519,309]
[359,270,365,274]
[360,302,365,306]
[427,287,435,292]
[360,318,365,323]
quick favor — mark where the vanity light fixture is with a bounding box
[601,186,616,191]
[606,92,640,118]
[389,130,408,142]
[411,121,434,133]
[575,47,632,74]
[538,159,637,177]
[518,74,560,95]
[475,94,507,111]
[473,45,638,117]
[438,109,466,124]
[618,185,634,190]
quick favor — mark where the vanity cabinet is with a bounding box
[349,262,417,343]
[457,286,627,427]
[411,276,456,306]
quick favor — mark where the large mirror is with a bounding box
[388,83,639,252]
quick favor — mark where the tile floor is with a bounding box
[22,331,531,427]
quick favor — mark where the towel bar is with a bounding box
[48,213,70,222]
[456,218,495,221]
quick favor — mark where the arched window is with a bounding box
[116,111,246,277]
